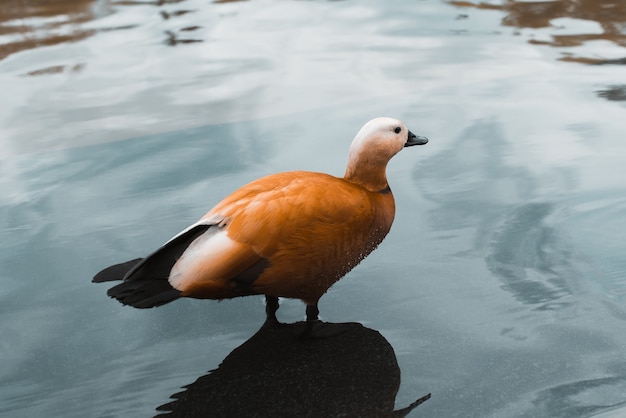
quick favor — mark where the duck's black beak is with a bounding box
[405,130,429,147]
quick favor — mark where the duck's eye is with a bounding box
[394,126,401,134]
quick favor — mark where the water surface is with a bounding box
[1,0,626,417]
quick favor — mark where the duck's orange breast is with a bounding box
[175,171,395,304]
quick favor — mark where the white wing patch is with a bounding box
[168,227,236,291]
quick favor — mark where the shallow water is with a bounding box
[1,0,626,417]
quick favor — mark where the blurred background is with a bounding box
[1,0,625,417]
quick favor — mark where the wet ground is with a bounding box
[1,0,626,417]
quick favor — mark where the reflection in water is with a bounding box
[111,0,203,46]
[415,120,579,309]
[485,203,573,307]
[596,85,626,102]
[113,0,188,4]
[0,0,109,61]
[530,375,626,418]
[156,322,430,417]
[450,0,626,64]
[414,120,535,230]
[24,63,85,76]
[165,29,202,46]
[0,0,204,64]
[560,54,626,66]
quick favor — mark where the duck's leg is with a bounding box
[265,295,280,324]
[297,302,355,339]
[305,304,319,322]
[296,303,322,339]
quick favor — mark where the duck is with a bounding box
[93,117,428,331]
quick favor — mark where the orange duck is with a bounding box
[93,117,428,328]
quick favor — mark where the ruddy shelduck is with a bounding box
[93,117,428,329]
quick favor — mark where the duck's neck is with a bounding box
[344,157,390,193]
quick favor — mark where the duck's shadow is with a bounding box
[156,321,430,417]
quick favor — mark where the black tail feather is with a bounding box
[93,257,181,308]
[107,279,181,308]
[92,258,144,283]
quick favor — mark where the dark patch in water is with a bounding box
[596,85,626,101]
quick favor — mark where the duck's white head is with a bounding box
[344,117,428,190]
